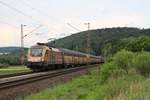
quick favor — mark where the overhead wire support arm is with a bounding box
[24,24,43,38]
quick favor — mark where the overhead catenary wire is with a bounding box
[0,20,18,29]
[0,1,37,23]
[20,0,65,24]
[67,23,81,32]
[0,0,50,30]
[0,0,84,40]
[18,0,83,33]
[0,13,22,29]
[20,0,53,20]
[7,0,85,35]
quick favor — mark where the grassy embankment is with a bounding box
[0,66,31,75]
[20,50,150,100]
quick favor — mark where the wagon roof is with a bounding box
[59,48,87,56]
[51,48,61,52]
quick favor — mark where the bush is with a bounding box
[125,36,150,52]
[112,50,134,72]
[132,52,150,76]
[100,62,118,82]
[0,63,9,68]
[100,50,150,82]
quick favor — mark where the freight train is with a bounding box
[27,43,104,71]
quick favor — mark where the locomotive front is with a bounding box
[27,45,50,70]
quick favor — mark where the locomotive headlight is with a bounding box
[41,58,44,62]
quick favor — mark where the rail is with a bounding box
[0,64,99,90]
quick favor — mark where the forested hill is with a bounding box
[0,27,149,55]
[0,47,21,54]
[0,47,28,54]
[49,27,150,55]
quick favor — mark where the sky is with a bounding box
[0,0,149,47]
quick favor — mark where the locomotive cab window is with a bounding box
[30,48,43,57]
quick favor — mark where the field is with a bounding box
[21,50,150,100]
[0,66,31,75]
[21,69,150,100]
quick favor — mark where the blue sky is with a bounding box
[0,0,149,47]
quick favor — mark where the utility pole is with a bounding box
[20,24,42,65]
[85,22,90,54]
[85,22,91,74]
[21,24,26,65]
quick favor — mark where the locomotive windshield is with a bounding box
[30,48,43,57]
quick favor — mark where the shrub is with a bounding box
[132,52,150,76]
[100,62,118,82]
[125,36,150,52]
[0,63,9,68]
[112,50,134,72]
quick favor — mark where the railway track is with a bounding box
[0,71,33,78]
[0,64,99,90]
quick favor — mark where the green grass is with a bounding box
[0,66,31,75]
[18,68,150,100]
[19,70,100,100]
[18,50,150,100]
